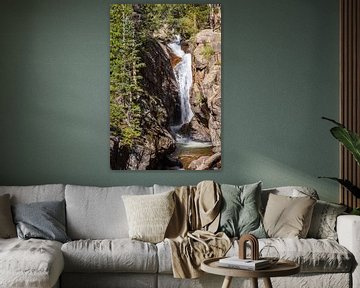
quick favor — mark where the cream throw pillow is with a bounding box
[122,191,175,243]
[263,193,316,238]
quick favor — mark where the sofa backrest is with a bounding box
[65,184,153,240]
[0,184,65,204]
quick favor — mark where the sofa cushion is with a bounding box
[0,238,64,288]
[122,191,175,243]
[218,182,266,238]
[307,200,347,240]
[263,194,316,238]
[65,185,153,239]
[158,237,353,274]
[230,238,353,273]
[61,239,158,273]
[0,184,65,204]
[12,200,70,243]
[261,186,319,213]
[0,194,16,238]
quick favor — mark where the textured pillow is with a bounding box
[218,182,266,238]
[263,193,316,238]
[122,191,175,243]
[12,200,70,243]
[307,200,347,240]
[0,194,16,238]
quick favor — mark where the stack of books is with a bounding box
[218,257,271,270]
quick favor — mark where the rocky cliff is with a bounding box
[110,38,180,170]
[188,29,222,169]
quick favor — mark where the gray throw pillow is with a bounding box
[218,182,266,238]
[0,194,17,238]
[12,200,70,243]
[307,200,347,240]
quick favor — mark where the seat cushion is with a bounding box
[227,238,354,273]
[61,239,158,273]
[0,238,64,288]
[157,238,354,274]
[65,185,153,239]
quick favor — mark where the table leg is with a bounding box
[221,276,233,288]
[251,278,258,288]
[263,277,273,288]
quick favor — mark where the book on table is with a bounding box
[218,257,271,270]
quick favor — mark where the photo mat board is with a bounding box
[110,4,221,170]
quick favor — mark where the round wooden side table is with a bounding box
[201,257,300,288]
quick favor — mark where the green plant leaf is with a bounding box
[322,117,360,165]
[318,177,360,198]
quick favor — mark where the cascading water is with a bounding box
[168,36,194,128]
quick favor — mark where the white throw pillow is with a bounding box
[122,191,175,243]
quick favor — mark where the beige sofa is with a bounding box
[0,184,358,288]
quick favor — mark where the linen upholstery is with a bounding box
[61,239,158,273]
[337,215,360,288]
[0,238,63,288]
[122,191,175,243]
[158,237,353,274]
[65,185,153,239]
[61,273,157,288]
[263,193,316,238]
[0,184,65,204]
[0,194,16,238]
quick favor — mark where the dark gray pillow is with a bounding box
[218,182,266,238]
[12,200,70,243]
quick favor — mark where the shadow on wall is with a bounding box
[236,150,338,203]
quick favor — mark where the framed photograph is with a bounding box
[110,4,221,170]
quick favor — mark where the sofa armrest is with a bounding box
[337,215,360,288]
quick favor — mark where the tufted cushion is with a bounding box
[62,239,158,273]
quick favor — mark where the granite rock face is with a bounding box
[191,29,222,148]
[111,38,179,170]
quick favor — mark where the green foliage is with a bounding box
[139,4,213,40]
[110,4,144,148]
[320,117,360,199]
[201,43,215,61]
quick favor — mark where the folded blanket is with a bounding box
[165,180,231,278]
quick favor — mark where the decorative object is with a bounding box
[238,234,259,260]
[109,4,222,170]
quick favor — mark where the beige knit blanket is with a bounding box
[165,180,231,279]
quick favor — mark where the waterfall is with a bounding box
[168,36,194,128]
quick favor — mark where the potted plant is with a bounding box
[320,117,360,215]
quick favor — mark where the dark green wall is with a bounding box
[0,0,340,202]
